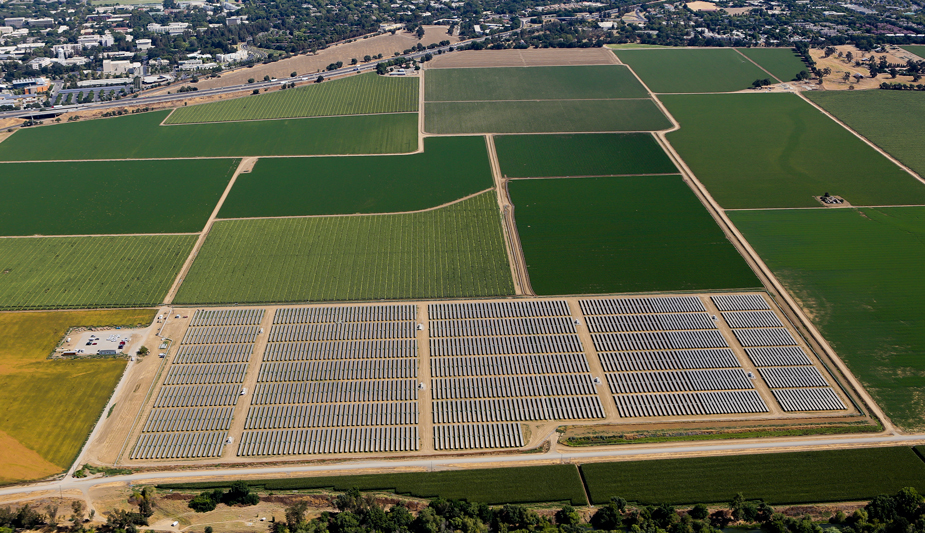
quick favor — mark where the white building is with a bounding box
[216,49,247,63]
[147,22,189,34]
[225,15,247,25]
[136,38,152,50]
[102,58,140,74]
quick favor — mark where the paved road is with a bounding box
[0,31,518,122]
[2,430,924,499]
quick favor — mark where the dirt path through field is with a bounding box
[485,135,532,296]
[650,98,893,433]
[163,157,257,305]
[426,47,620,69]
[796,92,925,188]
[416,302,434,453]
[733,49,783,83]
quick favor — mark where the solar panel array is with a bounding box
[581,296,769,418]
[719,299,847,412]
[428,300,603,449]
[434,423,524,450]
[132,308,263,460]
[240,305,420,456]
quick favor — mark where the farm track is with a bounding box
[796,91,925,188]
[163,157,257,305]
[649,104,894,436]
[160,110,418,126]
[507,173,680,180]
[0,232,199,239]
[486,134,532,297]
[733,49,784,83]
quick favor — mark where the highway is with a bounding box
[0,31,517,121]
[1,429,924,499]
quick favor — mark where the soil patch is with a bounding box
[426,48,619,68]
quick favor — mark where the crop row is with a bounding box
[165,74,418,124]
[174,192,514,304]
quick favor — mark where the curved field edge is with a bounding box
[0,111,418,160]
[218,137,493,218]
[174,192,514,304]
[165,74,419,124]
[0,309,156,485]
[0,235,197,310]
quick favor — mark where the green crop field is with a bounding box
[425,100,671,134]
[729,207,925,431]
[495,133,677,178]
[0,309,155,485]
[0,111,417,161]
[900,46,925,59]
[165,74,418,124]
[509,176,760,295]
[735,47,809,82]
[424,66,649,101]
[662,93,925,208]
[806,90,925,180]
[175,192,513,304]
[582,447,925,505]
[0,159,238,236]
[219,137,492,218]
[0,235,195,310]
[615,48,771,93]
[159,465,588,505]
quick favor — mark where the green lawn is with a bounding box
[0,309,155,485]
[159,465,588,505]
[165,73,418,124]
[662,93,925,208]
[900,46,925,60]
[0,159,238,236]
[582,447,925,505]
[424,100,671,134]
[494,133,677,178]
[735,48,809,82]
[729,207,925,431]
[0,111,418,161]
[614,48,770,93]
[219,137,492,218]
[805,90,925,180]
[424,66,649,101]
[0,235,195,310]
[509,176,760,295]
[175,192,513,304]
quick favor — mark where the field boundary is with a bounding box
[726,204,925,211]
[798,92,925,188]
[652,114,892,434]
[508,173,681,180]
[215,187,495,222]
[486,134,532,296]
[0,232,200,239]
[423,98,654,103]
[733,49,783,83]
[163,157,256,305]
[160,110,417,127]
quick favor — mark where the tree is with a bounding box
[846,51,854,63]
[137,346,149,356]
[689,504,709,520]
[263,75,271,81]
[222,481,259,506]
[71,500,84,526]
[350,58,357,65]
[843,72,851,82]
[205,527,214,533]
[416,26,425,40]
[555,505,581,526]
[315,75,324,83]
[45,505,58,527]
[890,67,898,79]
[248,78,255,83]
[363,55,371,62]
[376,63,387,75]
[291,71,297,77]
[285,500,309,531]
[824,46,836,58]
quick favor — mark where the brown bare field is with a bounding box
[812,45,920,91]
[426,48,620,68]
[0,429,61,486]
[153,26,459,95]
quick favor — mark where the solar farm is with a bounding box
[2,46,920,486]
[118,293,852,463]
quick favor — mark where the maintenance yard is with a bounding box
[104,293,858,466]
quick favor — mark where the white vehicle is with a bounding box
[240,387,247,396]
[171,521,179,527]
[226,436,234,444]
